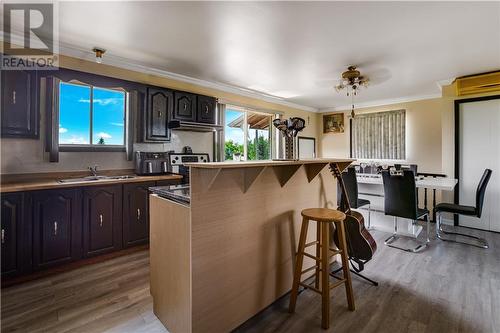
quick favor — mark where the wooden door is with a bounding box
[1,70,39,138]
[123,182,155,247]
[1,193,30,277]
[196,95,216,124]
[145,87,172,141]
[83,185,123,256]
[173,91,196,122]
[32,189,82,270]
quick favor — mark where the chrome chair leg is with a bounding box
[385,216,429,253]
[436,212,489,249]
[384,217,398,244]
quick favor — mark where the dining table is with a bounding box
[355,173,458,235]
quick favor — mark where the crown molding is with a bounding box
[318,93,443,113]
[57,42,319,113]
[436,78,455,92]
[3,34,455,115]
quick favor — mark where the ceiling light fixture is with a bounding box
[92,47,106,64]
[335,65,369,118]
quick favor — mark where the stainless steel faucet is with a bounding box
[89,165,99,176]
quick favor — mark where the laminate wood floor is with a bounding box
[2,226,499,333]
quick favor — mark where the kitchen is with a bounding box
[2,2,500,333]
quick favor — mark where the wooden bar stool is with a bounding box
[289,208,355,329]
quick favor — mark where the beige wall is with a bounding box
[319,98,446,174]
[318,84,500,205]
[1,54,318,175]
[319,84,500,176]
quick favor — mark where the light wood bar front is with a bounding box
[149,158,354,333]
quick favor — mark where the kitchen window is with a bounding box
[224,106,272,161]
[59,81,126,149]
[351,109,406,160]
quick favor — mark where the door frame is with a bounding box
[454,94,500,226]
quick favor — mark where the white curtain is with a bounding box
[352,109,406,160]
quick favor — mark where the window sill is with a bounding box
[59,146,126,153]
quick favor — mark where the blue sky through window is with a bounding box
[92,88,125,145]
[59,82,125,146]
[225,109,244,144]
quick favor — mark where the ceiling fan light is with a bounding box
[92,47,106,64]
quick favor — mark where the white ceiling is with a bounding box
[28,2,500,110]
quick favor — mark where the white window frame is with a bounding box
[58,81,127,151]
[223,105,275,161]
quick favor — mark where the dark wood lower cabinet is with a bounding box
[83,185,123,257]
[123,182,155,247]
[32,189,82,270]
[2,179,183,281]
[1,193,30,277]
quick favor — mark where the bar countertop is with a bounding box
[184,158,355,169]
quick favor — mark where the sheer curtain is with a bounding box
[351,109,406,160]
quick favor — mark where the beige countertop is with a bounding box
[0,169,183,193]
[184,158,355,169]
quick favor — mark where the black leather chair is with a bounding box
[337,167,372,229]
[382,170,430,253]
[435,169,492,249]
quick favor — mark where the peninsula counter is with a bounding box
[149,158,354,333]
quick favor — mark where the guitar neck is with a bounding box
[330,163,353,214]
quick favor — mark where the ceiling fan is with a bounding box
[315,65,391,117]
[334,65,369,96]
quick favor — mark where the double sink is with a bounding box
[58,175,137,183]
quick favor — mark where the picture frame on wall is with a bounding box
[323,113,345,134]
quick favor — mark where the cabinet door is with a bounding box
[173,91,196,122]
[1,70,39,138]
[1,193,30,277]
[145,87,172,142]
[196,95,216,124]
[123,182,155,247]
[83,185,122,257]
[32,189,82,270]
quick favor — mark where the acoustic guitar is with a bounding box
[329,163,377,261]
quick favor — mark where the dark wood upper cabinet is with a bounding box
[123,182,155,247]
[173,91,197,122]
[32,189,82,270]
[197,95,217,124]
[83,185,123,257]
[1,193,30,277]
[145,87,172,142]
[1,70,39,138]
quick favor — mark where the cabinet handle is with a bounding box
[205,105,209,114]
[183,104,187,110]
[99,214,103,227]
[158,110,162,118]
[137,208,141,221]
[54,222,58,236]
[1,229,5,244]
[12,91,16,104]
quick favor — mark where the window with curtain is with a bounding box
[351,109,406,160]
[224,106,272,161]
